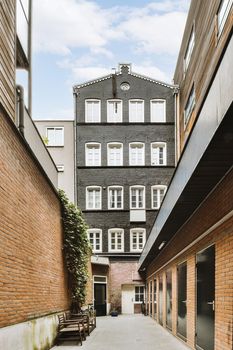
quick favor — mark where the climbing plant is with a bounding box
[59,190,90,310]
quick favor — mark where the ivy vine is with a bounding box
[59,190,90,310]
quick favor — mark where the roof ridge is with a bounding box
[73,70,178,92]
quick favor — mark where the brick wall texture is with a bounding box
[109,259,143,311]
[0,112,69,328]
[145,168,233,350]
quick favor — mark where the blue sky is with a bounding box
[31,0,190,120]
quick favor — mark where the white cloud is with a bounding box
[58,56,169,84]
[118,10,188,56]
[33,0,123,55]
[34,0,189,57]
[72,66,112,82]
[132,64,169,83]
[147,1,190,12]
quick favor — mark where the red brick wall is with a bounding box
[0,112,69,327]
[215,222,233,350]
[145,169,233,349]
[109,260,142,311]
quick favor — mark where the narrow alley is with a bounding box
[52,315,188,350]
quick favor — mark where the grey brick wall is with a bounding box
[75,66,176,257]
[77,124,175,167]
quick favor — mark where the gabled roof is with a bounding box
[73,64,178,92]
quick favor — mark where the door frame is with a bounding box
[176,260,187,341]
[93,275,108,315]
[121,284,135,314]
[166,269,172,331]
[195,244,215,350]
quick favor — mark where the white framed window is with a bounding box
[93,275,107,283]
[135,286,145,303]
[107,143,123,166]
[85,143,101,166]
[130,228,146,252]
[129,99,144,122]
[129,143,145,166]
[107,100,122,122]
[86,186,102,210]
[184,28,195,73]
[151,142,167,165]
[130,186,145,209]
[108,186,123,209]
[151,185,167,209]
[87,229,102,253]
[150,99,166,122]
[218,0,233,36]
[184,86,195,125]
[46,127,64,146]
[85,99,101,122]
[108,229,124,252]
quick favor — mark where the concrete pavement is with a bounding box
[51,314,189,350]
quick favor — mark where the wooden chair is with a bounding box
[55,313,85,345]
[66,311,90,336]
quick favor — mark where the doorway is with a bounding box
[154,278,157,319]
[166,270,172,330]
[177,261,187,340]
[94,283,107,316]
[196,245,215,350]
[159,275,163,325]
[122,284,134,314]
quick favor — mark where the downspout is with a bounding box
[173,87,180,165]
[28,0,33,116]
[16,85,25,136]
[112,70,117,98]
[73,91,78,205]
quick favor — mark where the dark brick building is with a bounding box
[73,64,177,315]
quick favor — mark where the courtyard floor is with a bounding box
[51,314,189,350]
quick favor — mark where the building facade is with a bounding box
[0,1,69,349]
[73,64,177,315]
[139,1,233,350]
[35,119,75,203]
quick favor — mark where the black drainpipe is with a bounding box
[16,85,25,136]
[112,72,117,98]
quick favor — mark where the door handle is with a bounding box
[181,300,187,304]
[207,301,215,311]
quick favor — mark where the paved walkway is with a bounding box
[52,315,189,350]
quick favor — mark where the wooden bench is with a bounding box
[65,311,90,336]
[66,309,97,335]
[55,313,86,346]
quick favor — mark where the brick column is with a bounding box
[187,255,196,348]
[172,265,177,335]
[215,227,233,350]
